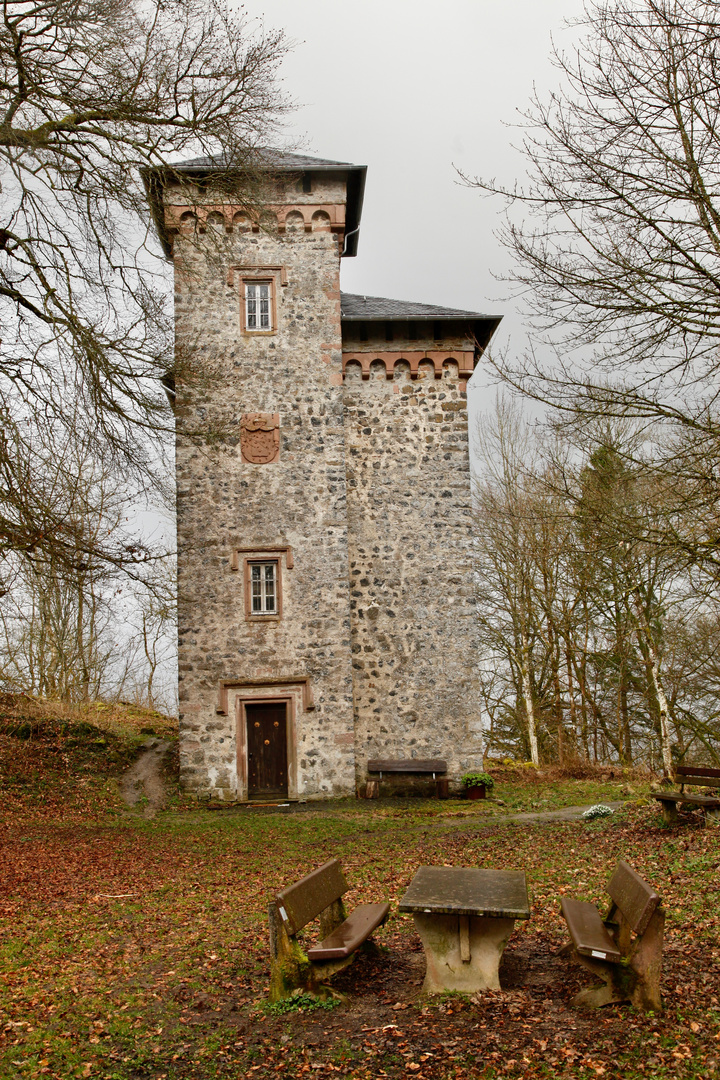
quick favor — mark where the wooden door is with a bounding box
[246,702,288,797]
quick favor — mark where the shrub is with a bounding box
[461,771,495,789]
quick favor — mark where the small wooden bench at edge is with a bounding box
[268,858,390,1001]
[366,758,448,798]
[652,765,720,825]
[560,860,664,1011]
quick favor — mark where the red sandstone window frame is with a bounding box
[244,281,273,332]
[230,545,293,622]
[246,559,280,616]
[244,558,282,620]
[226,265,286,336]
[240,276,277,335]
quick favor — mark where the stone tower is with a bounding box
[145,151,500,801]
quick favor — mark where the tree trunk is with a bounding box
[521,630,540,766]
[631,590,673,775]
[645,641,673,775]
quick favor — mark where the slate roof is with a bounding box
[341,293,499,321]
[176,150,359,171]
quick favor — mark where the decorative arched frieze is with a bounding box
[341,350,475,381]
[165,202,345,243]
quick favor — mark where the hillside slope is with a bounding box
[0,693,178,819]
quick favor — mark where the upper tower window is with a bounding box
[245,282,273,331]
[250,561,278,614]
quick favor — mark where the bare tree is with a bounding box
[475,397,548,765]
[0,420,138,699]
[0,0,290,568]
[468,0,720,528]
[473,399,720,768]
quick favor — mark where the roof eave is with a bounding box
[141,166,173,259]
[340,312,503,322]
[340,312,503,357]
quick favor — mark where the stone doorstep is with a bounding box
[205,798,298,810]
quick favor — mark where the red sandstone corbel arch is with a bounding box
[283,209,306,233]
[206,210,226,231]
[311,210,332,232]
[233,211,252,232]
[344,359,363,382]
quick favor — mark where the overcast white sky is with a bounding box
[248,0,584,408]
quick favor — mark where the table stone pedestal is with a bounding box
[413,912,516,994]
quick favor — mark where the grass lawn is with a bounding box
[1,696,719,1079]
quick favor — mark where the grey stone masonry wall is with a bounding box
[343,344,484,789]
[169,174,356,800]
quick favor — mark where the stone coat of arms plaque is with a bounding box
[240,412,280,464]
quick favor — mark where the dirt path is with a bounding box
[232,800,629,830]
[450,800,627,827]
[119,738,171,817]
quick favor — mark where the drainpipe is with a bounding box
[342,225,360,257]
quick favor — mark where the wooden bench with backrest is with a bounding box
[268,858,390,1001]
[652,765,720,825]
[559,860,664,1011]
[366,758,447,797]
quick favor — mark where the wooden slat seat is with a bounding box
[307,902,391,960]
[652,765,720,824]
[560,898,622,963]
[269,858,390,1001]
[276,859,347,936]
[367,758,447,776]
[366,758,448,798]
[559,860,664,1012]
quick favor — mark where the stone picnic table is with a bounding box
[398,866,531,994]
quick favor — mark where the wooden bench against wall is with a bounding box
[652,765,720,825]
[365,758,448,798]
[268,858,390,1001]
[559,860,664,1011]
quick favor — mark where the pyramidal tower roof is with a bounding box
[143,150,367,257]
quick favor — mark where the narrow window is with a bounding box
[246,282,272,331]
[250,561,278,614]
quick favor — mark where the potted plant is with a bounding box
[461,771,495,801]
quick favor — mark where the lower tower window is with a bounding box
[233,545,292,620]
